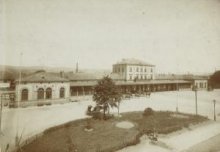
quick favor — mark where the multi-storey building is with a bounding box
[112,58,155,81]
[0,58,209,107]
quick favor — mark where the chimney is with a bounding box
[76,62,78,73]
[60,71,64,78]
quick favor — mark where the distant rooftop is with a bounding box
[155,74,209,80]
[66,72,124,81]
[16,71,69,83]
[114,58,155,66]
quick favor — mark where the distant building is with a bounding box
[112,58,155,81]
[184,76,208,90]
[155,74,209,90]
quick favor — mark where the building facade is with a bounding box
[193,79,208,90]
[113,58,155,81]
[15,72,70,106]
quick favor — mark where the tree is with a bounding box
[93,76,122,119]
[209,71,220,88]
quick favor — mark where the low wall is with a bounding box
[70,95,92,101]
[13,98,71,108]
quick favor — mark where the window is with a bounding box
[118,67,120,72]
[204,83,207,88]
[46,88,52,99]
[129,75,132,80]
[140,68,143,72]
[151,68,153,72]
[60,87,65,98]
[200,82,203,88]
[136,67,139,72]
[21,89,28,101]
[129,67,132,72]
[122,67,124,73]
[37,88,44,100]
[145,68,147,72]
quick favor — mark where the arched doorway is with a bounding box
[60,87,65,98]
[21,89,28,101]
[46,88,52,99]
[37,88,44,100]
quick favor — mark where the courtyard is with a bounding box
[0,89,220,151]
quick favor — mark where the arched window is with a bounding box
[37,88,44,100]
[21,89,28,101]
[60,87,65,98]
[46,88,52,99]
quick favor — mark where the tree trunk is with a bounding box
[118,101,120,116]
[108,106,110,114]
[103,107,106,120]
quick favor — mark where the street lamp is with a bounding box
[213,99,216,121]
[176,82,179,113]
[0,94,3,134]
[193,85,198,115]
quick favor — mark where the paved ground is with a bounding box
[0,89,220,151]
[185,133,220,152]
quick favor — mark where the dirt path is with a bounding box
[184,133,220,152]
[118,121,220,152]
[161,121,220,151]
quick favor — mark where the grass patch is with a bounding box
[19,111,207,152]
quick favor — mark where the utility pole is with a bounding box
[213,99,216,121]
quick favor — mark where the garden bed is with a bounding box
[18,111,207,152]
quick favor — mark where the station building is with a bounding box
[14,71,70,107]
[112,58,155,80]
[0,58,209,107]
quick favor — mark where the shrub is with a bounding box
[104,114,114,120]
[92,111,103,120]
[86,105,93,116]
[143,108,154,117]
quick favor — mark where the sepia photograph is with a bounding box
[0,0,220,152]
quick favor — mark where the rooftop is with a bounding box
[16,71,69,83]
[114,58,155,66]
[155,74,209,80]
[66,72,124,81]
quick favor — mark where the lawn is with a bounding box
[18,110,207,152]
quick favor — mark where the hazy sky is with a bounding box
[1,0,220,73]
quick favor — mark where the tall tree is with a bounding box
[93,76,122,119]
[209,71,220,88]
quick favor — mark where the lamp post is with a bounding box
[213,99,216,121]
[0,94,2,133]
[176,82,179,113]
[193,85,198,115]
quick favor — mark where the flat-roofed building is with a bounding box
[112,58,155,81]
